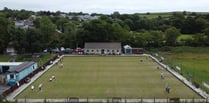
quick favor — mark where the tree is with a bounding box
[16,9,33,20]
[181,16,196,34]
[204,27,209,37]
[78,19,113,43]
[136,18,153,30]
[25,29,42,53]
[165,27,181,46]
[9,27,26,53]
[194,18,207,33]
[149,31,165,47]
[170,13,185,30]
[111,11,120,19]
[56,18,69,33]
[38,16,56,49]
[203,27,209,45]
[0,17,10,53]
[192,33,206,46]
[127,32,146,47]
[112,22,129,42]
[63,22,77,48]
[124,19,133,30]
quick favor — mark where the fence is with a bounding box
[15,97,209,103]
[1,54,61,98]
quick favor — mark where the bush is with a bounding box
[160,46,171,52]
[169,97,180,103]
[193,81,200,88]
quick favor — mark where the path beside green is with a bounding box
[161,52,209,94]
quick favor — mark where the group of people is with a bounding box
[156,66,171,93]
[49,75,55,82]
[30,74,56,93]
[57,58,64,68]
[160,71,171,93]
[165,83,171,93]
[30,57,63,93]
[31,83,43,92]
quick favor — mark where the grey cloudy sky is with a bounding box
[0,0,209,14]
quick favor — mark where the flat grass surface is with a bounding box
[0,55,11,62]
[39,54,56,66]
[161,52,209,93]
[16,56,201,99]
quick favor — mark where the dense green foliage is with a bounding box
[1,8,209,53]
[15,54,55,66]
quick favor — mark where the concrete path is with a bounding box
[146,54,209,100]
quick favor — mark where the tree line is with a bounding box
[0,8,209,54]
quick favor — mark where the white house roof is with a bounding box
[0,62,23,66]
[124,45,132,49]
[84,42,121,49]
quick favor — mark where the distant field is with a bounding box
[16,56,201,99]
[137,12,171,19]
[161,52,209,93]
[138,14,171,19]
[137,12,209,19]
[177,34,193,42]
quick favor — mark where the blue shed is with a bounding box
[124,45,132,54]
[0,62,22,84]
[6,62,38,86]
[0,62,22,74]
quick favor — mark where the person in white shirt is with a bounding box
[31,85,34,92]
[161,72,165,80]
[38,83,42,92]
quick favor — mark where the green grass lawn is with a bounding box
[16,56,201,99]
[160,52,209,93]
[0,55,11,62]
[39,54,56,66]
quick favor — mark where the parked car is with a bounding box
[63,48,73,54]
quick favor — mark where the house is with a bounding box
[14,19,34,29]
[0,62,38,86]
[0,62,22,73]
[84,42,121,55]
[6,42,16,55]
[124,45,132,54]
[59,13,66,18]
[68,15,100,21]
[132,48,144,54]
[6,47,16,56]
[123,45,144,54]
[0,62,22,84]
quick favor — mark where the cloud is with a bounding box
[0,0,209,14]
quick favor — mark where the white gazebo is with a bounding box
[124,45,132,54]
